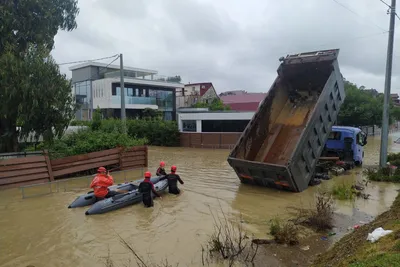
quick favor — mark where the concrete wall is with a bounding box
[177,111,254,132]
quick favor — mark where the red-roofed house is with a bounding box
[220,92,267,111]
[176,82,219,108]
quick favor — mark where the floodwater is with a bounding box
[1,135,400,267]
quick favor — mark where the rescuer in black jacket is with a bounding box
[138,171,161,207]
[160,165,184,195]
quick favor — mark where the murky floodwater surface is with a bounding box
[1,135,400,267]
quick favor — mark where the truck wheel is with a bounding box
[355,161,362,167]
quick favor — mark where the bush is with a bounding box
[71,118,180,147]
[40,129,147,158]
[269,218,299,245]
[332,183,355,200]
[364,167,400,183]
[69,120,91,126]
[291,192,335,231]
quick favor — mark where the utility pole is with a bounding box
[120,53,127,133]
[380,0,396,167]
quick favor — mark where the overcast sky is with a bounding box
[52,0,400,93]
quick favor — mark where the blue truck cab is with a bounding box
[322,126,367,166]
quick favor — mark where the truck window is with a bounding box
[328,131,341,140]
[356,132,366,145]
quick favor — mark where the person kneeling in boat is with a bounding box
[90,167,126,199]
[156,161,167,176]
[139,171,162,207]
[160,165,184,195]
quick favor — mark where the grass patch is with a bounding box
[364,167,400,183]
[269,218,299,245]
[312,192,400,267]
[332,183,355,200]
[331,182,370,200]
[348,253,400,267]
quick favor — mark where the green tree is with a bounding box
[91,107,102,131]
[142,108,162,120]
[337,81,395,127]
[0,0,79,153]
[0,0,79,54]
[192,98,231,111]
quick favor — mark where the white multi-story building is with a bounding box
[69,62,184,121]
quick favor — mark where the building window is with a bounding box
[182,120,197,132]
[201,120,250,132]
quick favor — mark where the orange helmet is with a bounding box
[144,171,151,178]
[171,165,177,172]
[160,161,165,167]
[97,167,107,173]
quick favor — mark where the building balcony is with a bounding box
[104,71,181,85]
[111,96,157,105]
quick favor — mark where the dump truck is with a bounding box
[227,49,346,192]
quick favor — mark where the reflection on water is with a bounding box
[0,135,399,266]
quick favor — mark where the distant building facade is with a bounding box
[176,82,219,108]
[69,62,183,121]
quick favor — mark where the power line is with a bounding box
[332,0,387,32]
[58,54,119,66]
[379,0,400,20]
[70,55,121,84]
[380,0,391,8]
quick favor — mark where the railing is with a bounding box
[111,96,157,105]
[104,71,182,84]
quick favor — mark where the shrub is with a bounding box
[269,218,299,245]
[291,192,335,231]
[364,167,400,183]
[40,129,147,158]
[71,118,180,147]
[332,183,355,200]
[69,120,91,126]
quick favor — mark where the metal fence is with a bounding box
[19,167,145,199]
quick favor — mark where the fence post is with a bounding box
[144,146,148,168]
[43,150,54,181]
[118,147,124,171]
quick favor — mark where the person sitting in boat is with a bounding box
[90,167,125,199]
[159,165,184,195]
[138,171,162,207]
[156,161,167,176]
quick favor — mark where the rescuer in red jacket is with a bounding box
[90,167,125,199]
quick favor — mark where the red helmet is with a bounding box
[97,167,106,173]
[171,165,177,172]
[160,161,165,167]
[144,171,151,178]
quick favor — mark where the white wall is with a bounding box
[92,77,181,110]
[92,78,112,109]
[177,111,254,132]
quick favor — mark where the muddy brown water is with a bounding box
[1,135,400,267]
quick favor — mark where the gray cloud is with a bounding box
[51,0,400,93]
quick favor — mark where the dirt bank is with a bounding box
[312,191,400,267]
